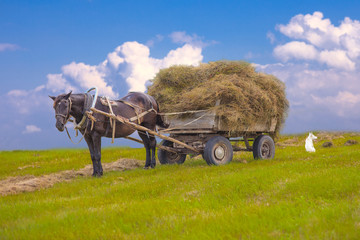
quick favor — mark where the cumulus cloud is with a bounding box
[8,34,205,115]
[274,11,360,71]
[108,41,203,92]
[0,43,19,52]
[262,11,360,124]
[46,74,76,93]
[276,11,358,49]
[43,38,203,96]
[319,49,355,70]
[274,41,318,62]
[22,125,41,134]
[61,62,116,97]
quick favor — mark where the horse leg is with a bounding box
[84,134,99,177]
[91,132,103,177]
[138,131,151,169]
[149,134,157,168]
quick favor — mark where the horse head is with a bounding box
[49,91,72,132]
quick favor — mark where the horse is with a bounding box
[305,132,317,152]
[49,91,168,176]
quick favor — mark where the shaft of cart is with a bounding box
[90,107,200,154]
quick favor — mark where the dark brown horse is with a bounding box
[50,91,168,176]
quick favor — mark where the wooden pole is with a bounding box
[91,108,200,153]
[124,136,179,154]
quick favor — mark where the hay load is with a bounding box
[147,61,289,135]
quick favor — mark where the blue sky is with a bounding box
[1,0,360,150]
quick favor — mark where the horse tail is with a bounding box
[153,99,169,129]
[156,113,169,129]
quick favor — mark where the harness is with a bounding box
[60,88,156,145]
[103,94,157,143]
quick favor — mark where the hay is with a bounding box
[0,159,142,196]
[148,61,289,135]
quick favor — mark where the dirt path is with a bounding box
[0,158,142,196]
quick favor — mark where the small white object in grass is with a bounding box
[305,132,317,152]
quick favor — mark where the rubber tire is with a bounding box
[252,136,261,159]
[158,140,186,164]
[204,136,233,166]
[252,135,275,160]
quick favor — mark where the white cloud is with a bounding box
[258,60,360,120]
[22,125,41,134]
[265,11,360,126]
[0,43,19,52]
[170,31,195,44]
[319,49,355,70]
[61,62,116,98]
[43,37,204,95]
[274,41,318,62]
[46,74,76,93]
[7,34,205,115]
[312,91,360,117]
[162,44,202,68]
[169,31,217,48]
[267,31,276,44]
[8,89,28,97]
[110,41,202,92]
[7,87,49,114]
[274,11,360,71]
[277,11,342,48]
[146,34,164,47]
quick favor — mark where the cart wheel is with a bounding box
[204,136,233,165]
[253,135,275,160]
[158,140,186,164]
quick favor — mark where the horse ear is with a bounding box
[64,91,72,99]
[49,95,56,101]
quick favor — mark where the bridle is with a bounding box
[55,98,72,125]
[54,87,98,144]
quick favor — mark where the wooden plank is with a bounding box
[163,111,217,130]
[159,129,216,134]
[90,108,200,153]
[163,110,277,133]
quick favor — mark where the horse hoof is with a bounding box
[150,165,156,169]
[143,166,150,170]
[92,172,102,177]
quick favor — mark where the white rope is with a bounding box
[105,96,116,144]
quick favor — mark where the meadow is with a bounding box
[1,132,360,239]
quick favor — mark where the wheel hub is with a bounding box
[214,146,225,160]
[261,143,270,157]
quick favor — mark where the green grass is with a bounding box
[1,132,360,239]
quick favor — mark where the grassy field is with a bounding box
[1,132,360,239]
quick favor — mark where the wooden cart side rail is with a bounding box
[90,107,200,153]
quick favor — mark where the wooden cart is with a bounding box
[157,109,278,165]
[90,107,278,166]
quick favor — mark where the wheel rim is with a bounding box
[214,145,226,160]
[260,142,271,158]
[166,152,181,163]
